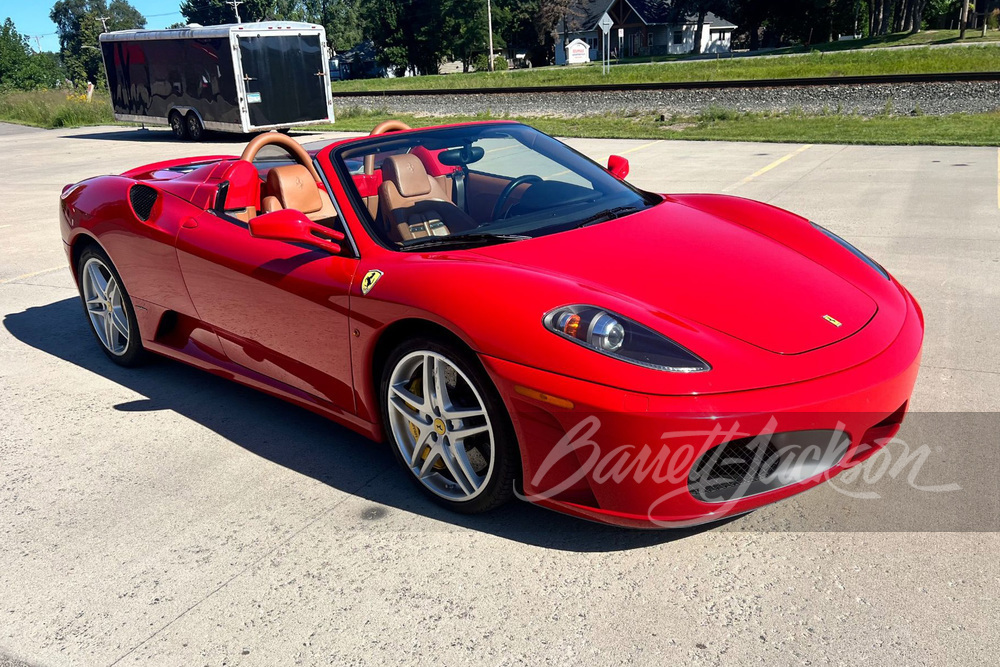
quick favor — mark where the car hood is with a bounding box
[472,201,877,355]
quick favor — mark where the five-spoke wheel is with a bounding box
[382,339,519,513]
[77,247,144,366]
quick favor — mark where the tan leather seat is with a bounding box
[378,154,475,242]
[262,164,338,223]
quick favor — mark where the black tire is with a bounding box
[76,246,146,367]
[380,337,520,514]
[185,113,204,141]
[169,110,187,139]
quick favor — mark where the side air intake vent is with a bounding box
[129,184,158,221]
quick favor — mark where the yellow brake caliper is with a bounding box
[407,375,444,470]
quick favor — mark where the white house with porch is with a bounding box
[555,0,737,65]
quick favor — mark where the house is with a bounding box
[555,0,737,64]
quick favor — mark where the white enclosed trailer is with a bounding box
[100,21,335,140]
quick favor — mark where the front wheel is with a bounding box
[77,247,145,367]
[381,339,520,514]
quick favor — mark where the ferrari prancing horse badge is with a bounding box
[361,270,383,295]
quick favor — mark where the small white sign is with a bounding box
[565,38,591,64]
[246,92,262,104]
[597,13,613,33]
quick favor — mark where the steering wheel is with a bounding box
[364,120,412,175]
[240,132,321,181]
[491,175,542,222]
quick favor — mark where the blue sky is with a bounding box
[3,1,185,53]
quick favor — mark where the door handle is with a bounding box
[181,217,198,229]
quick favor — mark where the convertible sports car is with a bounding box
[59,120,923,528]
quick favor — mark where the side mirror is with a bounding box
[249,209,344,254]
[607,155,629,180]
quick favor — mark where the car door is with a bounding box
[175,212,358,412]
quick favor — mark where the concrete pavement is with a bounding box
[0,124,996,666]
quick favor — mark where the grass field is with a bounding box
[615,28,1000,63]
[324,106,1000,146]
[0,89,113,128]
[333,42,1000,93]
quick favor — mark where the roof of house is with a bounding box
[561,1,737,33]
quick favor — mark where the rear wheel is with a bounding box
[185,113,204,141]
[169,110,187,139]
[380,338,520,514]
[77,247,145,367]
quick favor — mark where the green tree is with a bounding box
[0,18,64,90]
[50,0,145,85]
[361,0,450,74]
[180,0,273,25]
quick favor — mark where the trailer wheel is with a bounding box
[185,113,204,141]
[169,111,187,139]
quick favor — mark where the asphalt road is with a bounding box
[0,124,997,666]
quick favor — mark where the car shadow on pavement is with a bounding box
[4,298,728,552]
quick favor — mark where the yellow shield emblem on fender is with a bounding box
[823,314,843,327]
[361,269,383,295]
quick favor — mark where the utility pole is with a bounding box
[486,0,494,72]
[227,0,244,24]
[33,35,42,52]
[97,16,110,32]
[960,0,970,38]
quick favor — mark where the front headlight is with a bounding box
[543,305,710,373]
[812,222,889,280]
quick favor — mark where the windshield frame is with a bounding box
[325,121,661,253]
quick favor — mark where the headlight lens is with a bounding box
[812,222,889,280]
[544,305,710,372]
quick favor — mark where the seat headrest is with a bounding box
[265,164,322,215]
[382,154,432,198]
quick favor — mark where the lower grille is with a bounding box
[688,429,851,503]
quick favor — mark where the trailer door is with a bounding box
[238,33,329,127]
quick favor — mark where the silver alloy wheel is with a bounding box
[81,257,129,356]
[387,350,495,501]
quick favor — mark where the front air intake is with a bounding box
[129,184,158,221]
[688,430,851,503]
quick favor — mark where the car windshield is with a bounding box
[332,123,660,251]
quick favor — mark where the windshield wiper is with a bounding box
[575,206,639,228]
[399,233,531,252]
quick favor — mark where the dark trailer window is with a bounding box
[102,37,240,125]
[238,34,328,127]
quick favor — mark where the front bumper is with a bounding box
[481,291,924,529]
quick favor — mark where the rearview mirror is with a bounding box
[607,155,629,180]
[249,209,344,254]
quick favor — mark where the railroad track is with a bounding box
[330,71,1000,98]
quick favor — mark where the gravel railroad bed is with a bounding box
[335,81,1000,117]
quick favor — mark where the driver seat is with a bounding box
[378,154,475,242]
[262,164,338,224]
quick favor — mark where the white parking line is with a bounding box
[724,144,813,192]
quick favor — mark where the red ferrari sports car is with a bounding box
[59,120,923,528]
